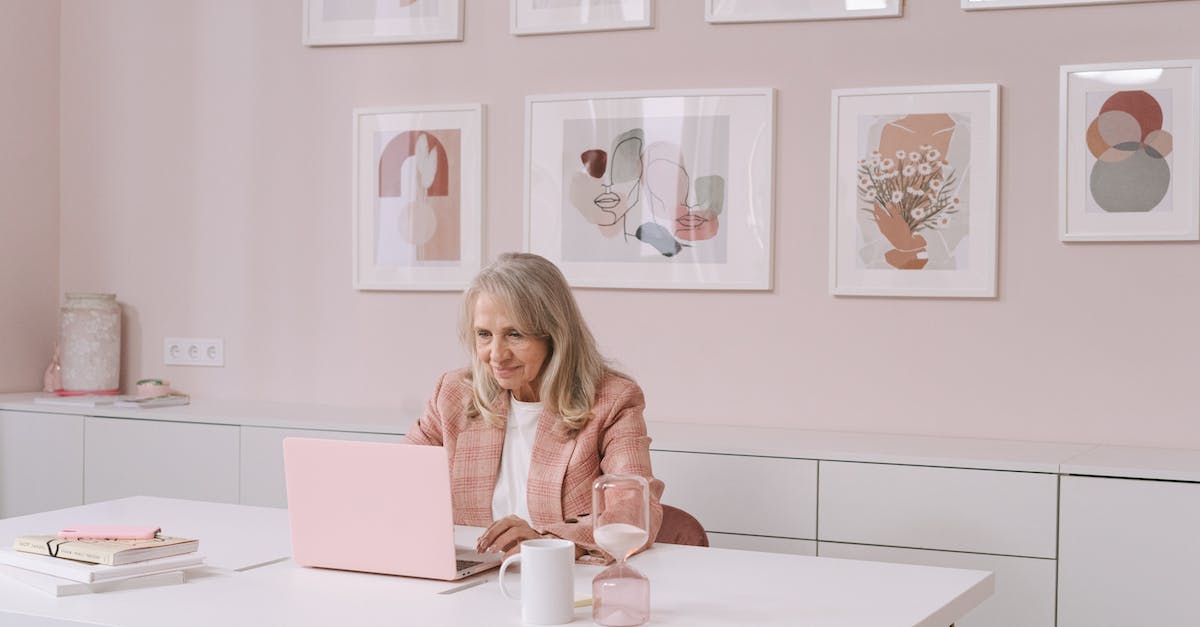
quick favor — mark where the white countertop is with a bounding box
[10,392,1200,480]
[1059,445,1200,482]
[0,393,411,435]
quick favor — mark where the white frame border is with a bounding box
[352,104,484,291]
[829,83,1000,298]
[524,88,776,290]
[303,0,464,46]
[510,0,653,36]
[1058,59,1200,242]
[963,0,1179,9]
[706,0,902,23]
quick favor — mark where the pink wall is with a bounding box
[57,1,1200,447]
[0,0,59,392]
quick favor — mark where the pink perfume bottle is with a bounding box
[592,474,651,627]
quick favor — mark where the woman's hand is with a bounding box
[477,515,543,558]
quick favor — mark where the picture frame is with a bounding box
[829,84,1000,298]
[353,105,483,291]
[511,0,653,35]
[706,0,902,23]
[303,0,463,46]
[1059,60,1199,241]
[525,89,775,290]
[963,0,1178,9]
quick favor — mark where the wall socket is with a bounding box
[164,338,224,367]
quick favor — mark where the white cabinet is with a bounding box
[1058,475,1200,626]
[239,426,404,508]
[84,416,240,504]
[818,461,1059,558]
[818,542,1056,627]
[0,411,83,518]
[650,450,817,539]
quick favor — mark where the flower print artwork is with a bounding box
[855,113,971,271]
[561,116,730,263]
[832,84,997,297]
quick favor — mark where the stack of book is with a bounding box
[0,534,203,597]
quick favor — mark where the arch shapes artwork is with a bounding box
[353,105,482,291]
[375,129,462,266]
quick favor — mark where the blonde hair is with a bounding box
[459,252,612,432]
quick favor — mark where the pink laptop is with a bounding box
[282,437,502,580]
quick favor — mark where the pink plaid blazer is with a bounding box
[404,369,665,560]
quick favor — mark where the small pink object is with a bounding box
[135,379,173,398]
[57,525,161,540]
[42,345,62,394]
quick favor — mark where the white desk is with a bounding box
[0,498,993,627]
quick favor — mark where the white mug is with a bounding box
[498,538,575,625]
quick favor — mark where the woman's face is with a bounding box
[472,292,550,403]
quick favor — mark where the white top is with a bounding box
[1060,445,1200,482]
[491,396,543,521]
[0,496,291,572]
[6,392,1160,476]
[0,498,993,627]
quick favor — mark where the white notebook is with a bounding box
[32,395,126,407]
[0,548,204,583]
[0,564,188,597]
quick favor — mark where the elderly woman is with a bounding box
[404,252,664,562]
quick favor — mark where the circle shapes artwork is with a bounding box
[1085,90,1173,213]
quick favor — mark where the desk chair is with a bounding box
[655,504,708,547]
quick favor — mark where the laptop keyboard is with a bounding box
[456,559,483,572]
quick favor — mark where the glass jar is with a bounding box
[59,293,121,395]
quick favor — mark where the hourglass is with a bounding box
[591,474,651,627]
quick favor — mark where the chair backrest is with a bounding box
[655,504,709,547]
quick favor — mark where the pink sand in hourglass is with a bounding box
[593,564,650,627]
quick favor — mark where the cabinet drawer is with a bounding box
[818,542,1054,627]
[650,450,816,539]
[240,426,403,508]
[709,533,815,556]
[0,411,84,517]
[818,461,1058,558]
[1058,475,1200,626]
[84,417,240,504]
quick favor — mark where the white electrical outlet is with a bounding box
[164,338,224,367]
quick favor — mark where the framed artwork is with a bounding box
[525,89,775,290]
[706,0,902,23]
[963,0,1179,8]
[830,84,999,298]
[1060,60,1199,241]
[303,0,463,46]
[511,0,653,35]
[353,105,483,291]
